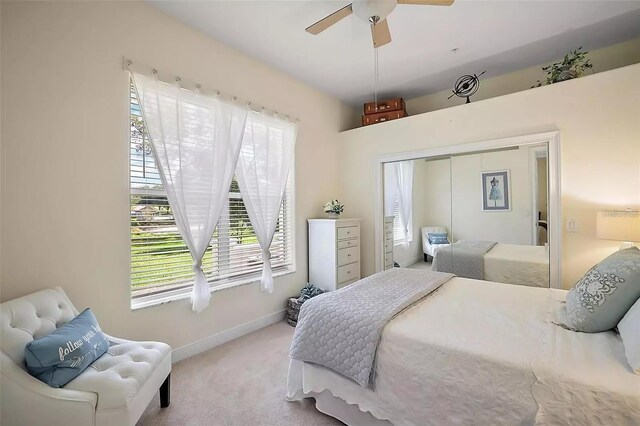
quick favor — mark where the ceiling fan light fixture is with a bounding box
[353,0,398,23]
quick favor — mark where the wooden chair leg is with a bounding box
[160,374,170,408]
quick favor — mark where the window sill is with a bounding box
[130,267,297,311]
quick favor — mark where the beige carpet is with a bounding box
[406,261,432,271]
[137,321,343,426]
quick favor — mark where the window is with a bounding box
[392,195,412,245]
[130,83,294,304]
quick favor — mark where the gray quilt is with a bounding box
[289,268,454,388]
[431,240,497,279]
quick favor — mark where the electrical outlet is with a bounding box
[566,219,579,233]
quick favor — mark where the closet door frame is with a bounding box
[374,131,561,289]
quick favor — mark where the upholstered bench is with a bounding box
[0,287,171,426]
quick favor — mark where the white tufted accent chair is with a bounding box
[421,226,450,262]
[0,287,171,426]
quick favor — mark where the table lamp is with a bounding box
[596,209,640,250]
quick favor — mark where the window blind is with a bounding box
[392,196,404,244]
[130,83,294,299]
[392,194,412,245]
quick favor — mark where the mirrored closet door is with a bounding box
[382,142,551,289]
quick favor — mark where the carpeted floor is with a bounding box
[137,321,343,426]
[407,261,432,271]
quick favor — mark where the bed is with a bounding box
[287,270,640,426]
[430,239,549,288]
[483,243,549,287]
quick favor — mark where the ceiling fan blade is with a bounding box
[305,4,353,35]
[397,0,454,5]
[371,19,392,48]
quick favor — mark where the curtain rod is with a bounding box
[123,57,300,123]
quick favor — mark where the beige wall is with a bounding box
[0,1,356,349]
[450,147,536,245]
[405,37,640,116]
[339,63,640,289]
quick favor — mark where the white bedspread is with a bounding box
[287,277,640,425]
[484,243,549,287]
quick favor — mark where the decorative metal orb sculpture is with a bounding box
[448,71,486,103]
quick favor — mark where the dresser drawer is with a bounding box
[337,246,359,266]
[385,235,393,250]
[337,239,358,249]
[337,262,360,284]
[337,225,359,241]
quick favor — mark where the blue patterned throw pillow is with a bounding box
[428,233,449,245]
[565,247,640,332]
[25,308,110,387]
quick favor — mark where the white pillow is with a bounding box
[618,297,640,374]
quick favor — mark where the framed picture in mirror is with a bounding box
[481,170,510,211]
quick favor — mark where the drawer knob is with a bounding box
[347,271,351,274]
[348,254,351,257]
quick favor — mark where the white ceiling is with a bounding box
[149,0,640,106]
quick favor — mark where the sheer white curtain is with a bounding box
[397,161,414,247]
[235,111,297,293]
[132,73,248,312]
[384,163,399,217]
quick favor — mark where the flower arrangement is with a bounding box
[532,47,593,88]
[323,199,344,216]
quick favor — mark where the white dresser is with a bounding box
[384,216,394,270]
[308,218,361,291]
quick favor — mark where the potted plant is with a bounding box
[532,47,593,88]
[286,283,327,326]
[323,200,344,218]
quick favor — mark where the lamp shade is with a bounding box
[596,210,640,242]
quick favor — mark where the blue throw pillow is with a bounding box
[565,247,640,332]
[25,308,109,388]
[428,232,449,245]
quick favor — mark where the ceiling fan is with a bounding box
[305,0,455,48]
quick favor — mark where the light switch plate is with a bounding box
[566,219,579,233]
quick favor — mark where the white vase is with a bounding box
[326,212,340,218]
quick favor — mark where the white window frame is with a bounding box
[131,177,296,310]
[129,84,296,310]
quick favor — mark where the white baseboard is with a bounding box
[171,309,286,363]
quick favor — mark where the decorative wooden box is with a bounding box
[363,97,405,115]
[362,97,407,126]
[362,109,408,126]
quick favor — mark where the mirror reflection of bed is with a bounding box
[383,143,550,288]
